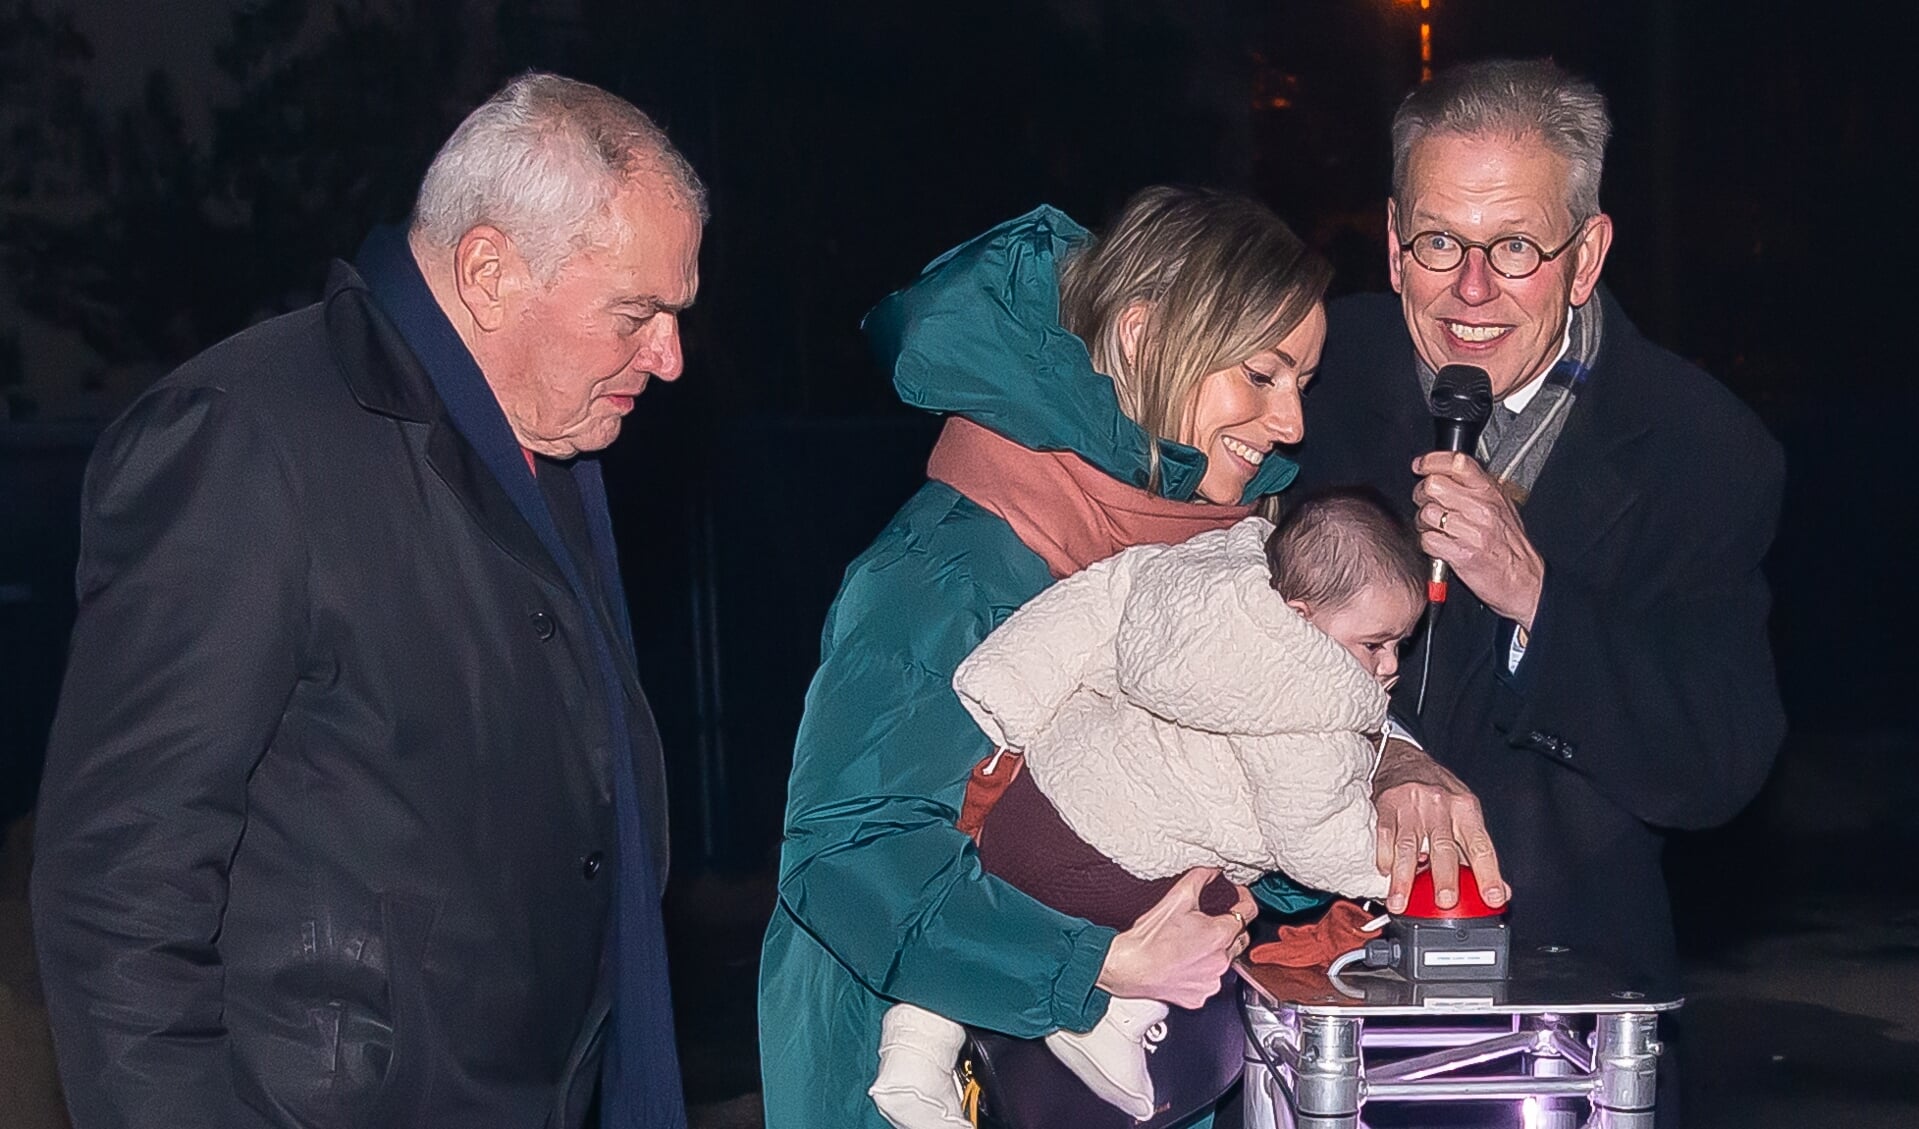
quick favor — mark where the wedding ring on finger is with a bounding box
[1230,909,1246,929]
[1438,509,1450,532]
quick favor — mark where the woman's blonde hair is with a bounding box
[1059,186,1331,508]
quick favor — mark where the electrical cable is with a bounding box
[1416,599,1439,715]
[1237,992,1299,1122]
[1327,946,1370,980]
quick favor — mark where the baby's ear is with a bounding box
[1285,598,1314,621]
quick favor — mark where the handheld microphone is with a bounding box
[1425,364,1494,604]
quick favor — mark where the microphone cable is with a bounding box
[1416,598,1438,716]
[1418,365,1490,717]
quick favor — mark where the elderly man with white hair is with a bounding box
[32,73,703,1129]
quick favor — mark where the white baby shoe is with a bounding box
[869,1003,975,1129]
[1043,995,1170,1120]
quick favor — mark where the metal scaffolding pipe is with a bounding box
[1550,1028,1595,1072]
[1366,1030,1538,1082]
[1365,1074,1599,1101]
[1361,1025,1517,1048]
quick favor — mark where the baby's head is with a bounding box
[1265,487,1425,688]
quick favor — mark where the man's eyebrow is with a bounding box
[1410,209,1541,233]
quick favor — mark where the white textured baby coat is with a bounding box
[953,517,1391,899]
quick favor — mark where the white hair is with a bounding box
[1391,58,1612,227]
[411,72,707,281]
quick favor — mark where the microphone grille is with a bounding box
[1431,364,1494,423]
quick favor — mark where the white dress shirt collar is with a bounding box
[1498,313,1575,415]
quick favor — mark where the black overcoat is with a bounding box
[1295,291,1785,983]
[31,262,670,1127]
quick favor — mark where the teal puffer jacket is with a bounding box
[757,207,1319,1129]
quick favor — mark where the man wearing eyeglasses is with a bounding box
[1295,58,1785,988]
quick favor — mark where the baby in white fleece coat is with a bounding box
[870,490,1427,1129]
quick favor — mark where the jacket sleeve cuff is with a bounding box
[1050,922,1118,1033]
[1498,566,1551,689]
[1493,568,1588,765]
[1493,575,1557,718]
[1251,870,1337,916]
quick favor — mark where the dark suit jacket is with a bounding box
[1296,291,1785,982]
[32,262,669,1127]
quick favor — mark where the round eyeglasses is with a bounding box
[1398,222,1587,280]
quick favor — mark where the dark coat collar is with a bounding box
[1511,288,1652,569]
[320,247,642,704]
[321,258,440,424]
[321,254,577,600]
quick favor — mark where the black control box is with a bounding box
[1378,917,1511,981]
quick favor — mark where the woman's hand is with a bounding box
[1372,737,1510,913]
[1096,867,1254,1009]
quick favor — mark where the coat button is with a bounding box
[530,611,555,640]
[581,851,605,880]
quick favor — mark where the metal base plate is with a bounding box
[1239,944,1682,1016]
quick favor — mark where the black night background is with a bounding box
[1,2,1912,1126]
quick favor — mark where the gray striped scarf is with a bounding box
[1416,300,1603,505]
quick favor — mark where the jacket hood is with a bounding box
[862,206,1298,505]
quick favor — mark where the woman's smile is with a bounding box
[1219,435,1267,467]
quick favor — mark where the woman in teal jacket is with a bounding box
[759,188,1498,1128]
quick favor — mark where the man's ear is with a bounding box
[1285,597,1314,621]
[1568,213,1614,307]
[453,225,517,332]
[1385,200,1404,294]
[1117,300,1152,368]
